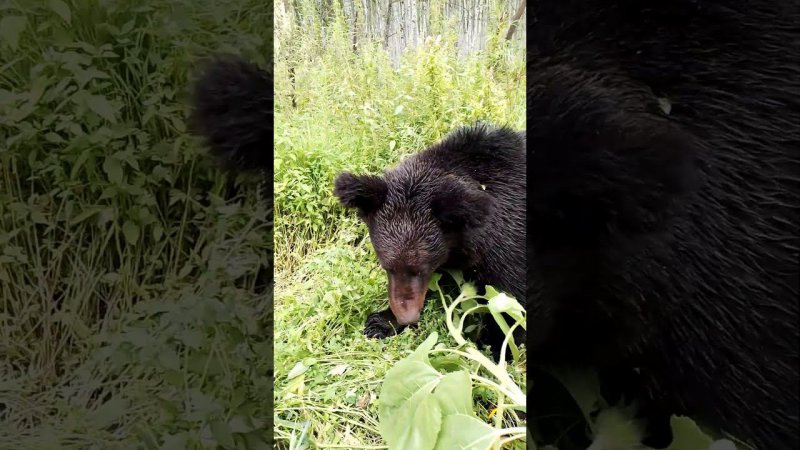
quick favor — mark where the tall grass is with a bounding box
[274,2,525,447]
[1,1,273,448]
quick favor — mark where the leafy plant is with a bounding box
[377,271,526,450]
[539,365,749,450]
[0,0,273,448]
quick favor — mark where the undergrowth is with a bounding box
[1,0,273,448]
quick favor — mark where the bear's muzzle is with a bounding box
[387,272,430,325]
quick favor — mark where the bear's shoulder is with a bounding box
[419,123,525,173]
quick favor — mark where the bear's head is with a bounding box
[334,162,493,325]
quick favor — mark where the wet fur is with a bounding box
[335,124,527,351]
[528,1,800,448]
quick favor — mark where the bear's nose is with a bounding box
[394,300,421,325]
[387,273,429,325]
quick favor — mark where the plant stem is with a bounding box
[471,373,526,407]
[496,430,527,448]
[441,289,526,404]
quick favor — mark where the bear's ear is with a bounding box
[431,176,494,230]
[333,172,388,216]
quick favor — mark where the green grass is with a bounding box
[0,0,273,448]
[273,5,526,448]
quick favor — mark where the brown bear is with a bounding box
[334,124,526,348]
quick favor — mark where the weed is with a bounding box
[1,1,273,448]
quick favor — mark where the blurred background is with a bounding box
[0,1,273,448]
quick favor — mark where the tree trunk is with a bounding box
[349,0,358,52]
[505,0,526,41]
[278,0,519,67]
[383,0,393,50]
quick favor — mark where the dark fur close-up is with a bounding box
[334,125,527,353]
[528,0,799,448]
[187,54,274,282]
[188,54,274,203]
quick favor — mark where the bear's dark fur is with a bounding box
[334,125,526,347]
[188,54,274,175]
[528,1,799,448]
[187,54,274,215]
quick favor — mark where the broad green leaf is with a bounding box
[228,415,256,433]
[44,132,65,143]
[187,390,221,417]
[286,361,309,380]
[70,148,92,179]
[302,357,318,367]
[432,370,472,416]
[49,0,71,23]
[0,229,20,245]
[487,292,525,322]
[87,95,117,123]
[0,89,15,107]
[379,359,440,424]
[120,20,135,34]
[210,420,235,449]
[30,208,47,225]
[382,389,442,450]
[74,68,110,88]
[433,414,499,450]
[177,329,204,349]
[459,282,478,298]
[665,416,714,450]
[460,298,479,312]
[67,315,92,339]
[445,269,465,286]
[186,353,223,377]
[157,347,180,371]
[171,116,186,132]
[483,285,501,299]
[378,333,490,449]
[0,16,27,50]
[122,220,139,245]
[103,156,123,183]
[121,328,154,348]
[409,332,438,363]
[590,406,645,449]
